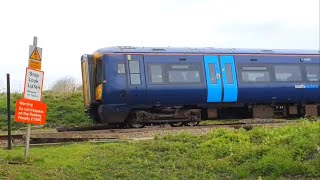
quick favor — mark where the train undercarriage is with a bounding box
[127,107,202,128]
[91,103,319,128]
[207,104,320,119]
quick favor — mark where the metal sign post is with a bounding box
[7,74,12,150]
[25,125,31,157]
[25,36,41,158]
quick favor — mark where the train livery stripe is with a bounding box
[220,56,238,102]
[204,56,223,102]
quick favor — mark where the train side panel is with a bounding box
[235,55,320,104]
[144,55,207,106]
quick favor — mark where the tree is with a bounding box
[51,76,78,93]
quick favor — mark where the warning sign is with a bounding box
[14,99,47,125]
[28,59,42,70]
[29,46,42,61]
[23,68,44,101]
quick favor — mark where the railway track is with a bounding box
[0,119,302,146]
[0,134,23,141]
[56,118,298,132]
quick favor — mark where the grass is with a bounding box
[0,91,91,131]
[0,120,319,179]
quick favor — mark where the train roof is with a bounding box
[96,46,320,55]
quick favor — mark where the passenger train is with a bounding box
[81,46,320,127]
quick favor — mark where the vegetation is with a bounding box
[0,91,91,131]
[0,121,319,179]
[0,93,24,130]
[50,76,80,93]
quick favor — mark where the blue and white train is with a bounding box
[81,47,320,127]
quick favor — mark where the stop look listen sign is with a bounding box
[23,68,44,101]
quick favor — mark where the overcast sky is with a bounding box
[0,0,319,92]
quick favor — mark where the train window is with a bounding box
[130,74,141,85]
[225,64,233,84]
[117,64,125,74]
[129,61,140,73]
[172,65,189,69]
[274,65,302,82]
[241,66,270,82]
[129,61,141,85]
[167,63,201,83]
[306,65,320,82]
[243,67,267,71]
[168,71,200,83]
[95,60,103,85]
[208,63,217,84]
[149,65,163,83]
[242,71,270,82]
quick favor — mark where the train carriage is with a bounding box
[81,46,320,127]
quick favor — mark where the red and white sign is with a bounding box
[23,68,44,101]
[14,99,47,125]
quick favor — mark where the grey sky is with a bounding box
[0,0,319,92]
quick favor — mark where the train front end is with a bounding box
[81,52,103,123]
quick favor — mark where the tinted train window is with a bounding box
[117,64,125,74]
[241,66,270,82]
[274,65,302,82]
[208,64,217,84]
[243,67,268,71]
[306,65,320,82]
[168,64,201,83]
[129,61,140,73]
[130,74,141,85]
[95,60,103,84]
[149,65,163,83]
[225,63,233,84]
[129,61,141,85]
[168,71,200,83]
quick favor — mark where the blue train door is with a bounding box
[204,56,222,102]
[220,56,238,102]
[126,54,147,105]
[204,55,238,102]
